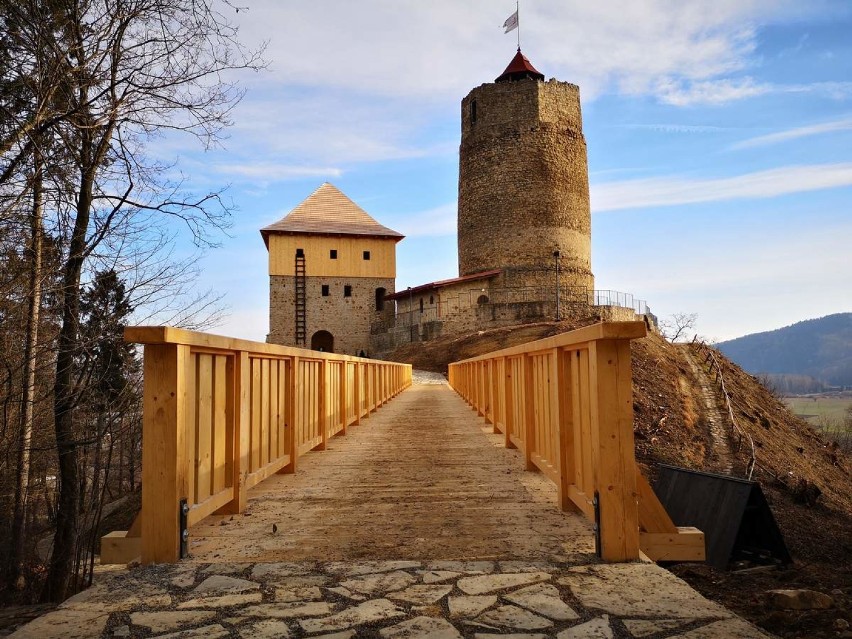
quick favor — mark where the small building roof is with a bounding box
[260,182,404,246]
[385,269,502,301]
[495,48,545,83]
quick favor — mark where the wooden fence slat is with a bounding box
[124,325,411,566]
[444,321,694,565]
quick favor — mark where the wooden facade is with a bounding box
[448,321,705,563]
[267,234,397,278]
[110,327,411,564]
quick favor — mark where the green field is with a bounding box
[784,397,852,451]
[785,396,852,423]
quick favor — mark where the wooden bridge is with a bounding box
[103,322,704,567]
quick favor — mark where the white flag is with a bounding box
[503,10,518,33]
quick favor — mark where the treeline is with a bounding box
[760,374,828,395]
[0,0,262,603]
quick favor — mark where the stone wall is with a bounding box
[457,78,594,292]
[369,278,649,356]
[269,275,394,356]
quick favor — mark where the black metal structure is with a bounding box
[654,465,792,570]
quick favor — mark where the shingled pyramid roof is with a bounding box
[260,182,404,246]
[495,48,545,83]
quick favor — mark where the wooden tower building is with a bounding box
[262,183,403,354]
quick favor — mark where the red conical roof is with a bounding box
[495,48,545,83]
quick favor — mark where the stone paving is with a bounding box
[10,559,773,638]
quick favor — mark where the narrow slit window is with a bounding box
[344,285,352,298]
[321,284,329,296]
[363,250,371,260]
[470,99,477,123]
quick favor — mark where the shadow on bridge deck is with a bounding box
[188,382,594,563]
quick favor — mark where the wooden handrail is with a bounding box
[448,321,705,563]
[119,326,411,564]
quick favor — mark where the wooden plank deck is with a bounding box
[188,383,594,563]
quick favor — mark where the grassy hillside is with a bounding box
[717,313,852,387]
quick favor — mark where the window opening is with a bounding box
[296,248,304,258]
[471,99,477,123]
[330,249,337,259]
[321,284,329,296]
[419,298,424,313]
[344,285,352,298]
[363,250,371,260]
[375,287,386,311]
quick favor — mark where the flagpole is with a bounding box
[517,0,521,49]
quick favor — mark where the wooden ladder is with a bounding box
[294,252,306,345]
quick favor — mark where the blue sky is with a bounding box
[164,1,852,343]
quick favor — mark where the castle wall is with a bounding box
[457,78,594,292]
[269,275,394,356]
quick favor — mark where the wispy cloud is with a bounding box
[213,162,343,185]
[619,124,728,134]
[655,77,772,106]
[592,163,852,211]
[392,202,457,238]
[731,117,852,150]
[232,1,836,102]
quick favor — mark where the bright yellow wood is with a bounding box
[446,321,697,565]
[184,353,197,505]
[100,531,141,565]
[640,528,705,561]
[250,358,261,471]
[267,234,397,278]
[589,338,640,562]
[522,354,536,471]
[449,322,647,364]
[196,354,213,501]
[212,355,227,495]
[141,343,188,564]
[636,469,678,533]
[125,325,410,565]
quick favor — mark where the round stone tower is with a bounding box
[457,49,594,297]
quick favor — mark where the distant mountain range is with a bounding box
[716,313,852,390]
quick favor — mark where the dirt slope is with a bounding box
[385,321,852,639]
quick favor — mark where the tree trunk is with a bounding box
[42,165,94,603]
[9,158,44,585]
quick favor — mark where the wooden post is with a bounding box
[552,349,578,512]
[340,362,348,434]
[141,343,188,564]
[504,357,515,449]
[283,356,299,473]
[589,339,639,561]
[354,362,362,425]
[219,351,249,511]
[522,354,536,471]
[491,359,500,433]
[317,359,327,450]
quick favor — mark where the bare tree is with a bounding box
[1,0,264,601]
[660,312,698,343]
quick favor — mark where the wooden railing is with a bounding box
[448,321,704,563]
[106,327,411,565]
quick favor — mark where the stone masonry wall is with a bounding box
[458,78,594,293]
[269,275,394,356]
